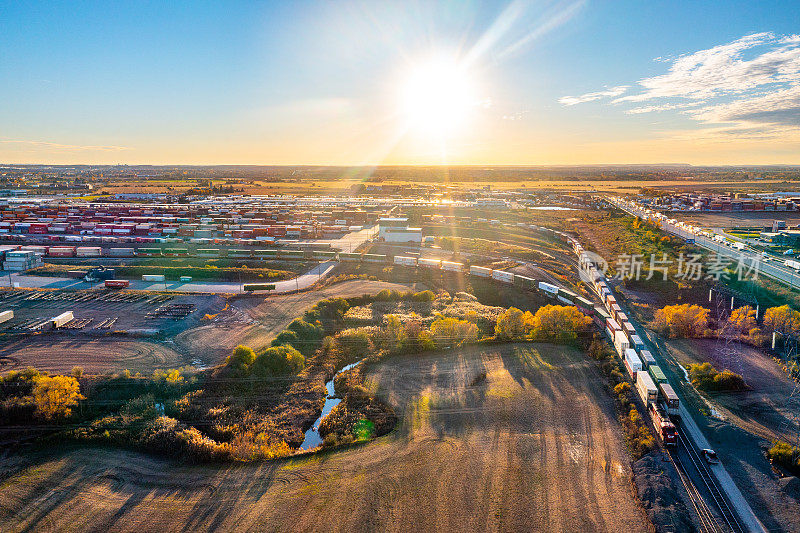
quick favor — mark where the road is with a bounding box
[609,197,800,291]
[0,261,337,294]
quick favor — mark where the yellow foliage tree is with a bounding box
[32,375,85,419]
[728,306,757,334]
[495,307,534,340]
[763,305,800,335]
[529,305,591,341]
[430,316,479,347]
[652,304,710,338]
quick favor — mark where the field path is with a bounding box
[0,343,650,532]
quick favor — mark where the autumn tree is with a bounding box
[430,316,479,347]
[32,375,84,419]
[728,306,757,334]
[652,304,710,338]
[530,305,592,341]
[763,305,800,335]
[495,307,533,340]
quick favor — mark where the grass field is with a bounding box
[0,343,650,532]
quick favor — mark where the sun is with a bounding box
[399,55,480,140]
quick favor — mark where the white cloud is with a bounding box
[558,85,628,106]
[562,32,800,139]
[0,140,129,152]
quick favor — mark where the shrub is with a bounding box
[763,305,800,335]
[688,362,747,392]
[529,305,591,341]
[412,290,435,302]
[286,318,324,354]
[252,345,305,376]
[430,316,479,347]
[226,345,256,371]
[652,304,710,338]
[767,440,800,474]
[271,329,300,349]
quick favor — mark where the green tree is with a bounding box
[226,345,256,371]
[252,345,305,376]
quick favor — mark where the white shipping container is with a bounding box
[538,281,559,296]
[393,255,417,266]
[142,274,166,282]
[418,258,442,268]
[491,270,514,283]
[624,348,643,377]
[76,247,102,257]
[0,310,13,324]
[636,371,658,405]
[441,261,464,272]
[52,311,74,328]
[470,266,493,278]
[614,330,630,356]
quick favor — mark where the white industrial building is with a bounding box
[378,217,422,243]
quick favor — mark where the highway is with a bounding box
[608,196,800,290]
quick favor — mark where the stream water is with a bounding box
[299,360,362,450]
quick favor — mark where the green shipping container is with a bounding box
[648,365,668,384]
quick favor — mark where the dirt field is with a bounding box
[0,280,413,376]
[664,338,800,532]
[675,211,800,228]
[0,343,651,532]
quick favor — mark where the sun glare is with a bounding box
[400,56,479,140]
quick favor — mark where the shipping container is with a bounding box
[108,247,135,257]
[243,283,276,292]
[76,246,102,257]
[142,274,166,282]
[491,270,514,283]
[614,330,630,356]
[659,383,680,416]
[394,255,418,266]
[338,252,362,262]
[470,265,493,278]
[636,371,658,405]
[0,310,13,324]
[180,276,193,282]
[441,261,465,273]
[629,334,645,351]
[648,365,668,384]
[639,349,657,368]
[362,253,387,263]
[513,274,537,289]
[624,348,643,379]
[52,311,74,328]
[538,281,559,296]
[105,279,130,289]
[418,257,441,269]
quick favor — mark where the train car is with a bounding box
[513,274,537,290]
[557,289,578,304]
[338,252,362,262]
[538,281,559,297]
[648,403,677,446]
[196,248,221,257]
[243,283,276,292]
[105,279,130,289]
[636,371,658,405]
[659,382,680,416]
[164,247,189,257]
[228,249,252,258]
[418,257,441,269]
[441,261,465,273]
[108,247,135,257]
[470,265,493,278]
[278,249,305,260]
[622,321,636,339]
[624,348,642,379]
[137,247,162,257]
[312,251,337,261]
[394,255,417,266]
[648,364,668,384]
[362,253,386,263]
[639,349,657,368]
[491,270,514,284]
[629,334,645,352]
[614,330,629,356]
[254,249,278,259]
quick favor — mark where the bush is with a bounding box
[688,362,747,392]
[271,329,300,349]
[412,290,435,302]
[226,345,256,371]
[286,318,324,354]
[252,345,305,376]
[767,441,800,474]
[430,316,479,348]
[652,304,710,338]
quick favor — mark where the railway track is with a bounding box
[670,424,746,533]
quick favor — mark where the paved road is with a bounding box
[0,261,338,294]
[609,197,800,290]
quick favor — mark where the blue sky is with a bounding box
[1,1,799,165]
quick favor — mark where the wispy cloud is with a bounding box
[558,86,628,106]
[0,140,129,152]
[560,32,800,139]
